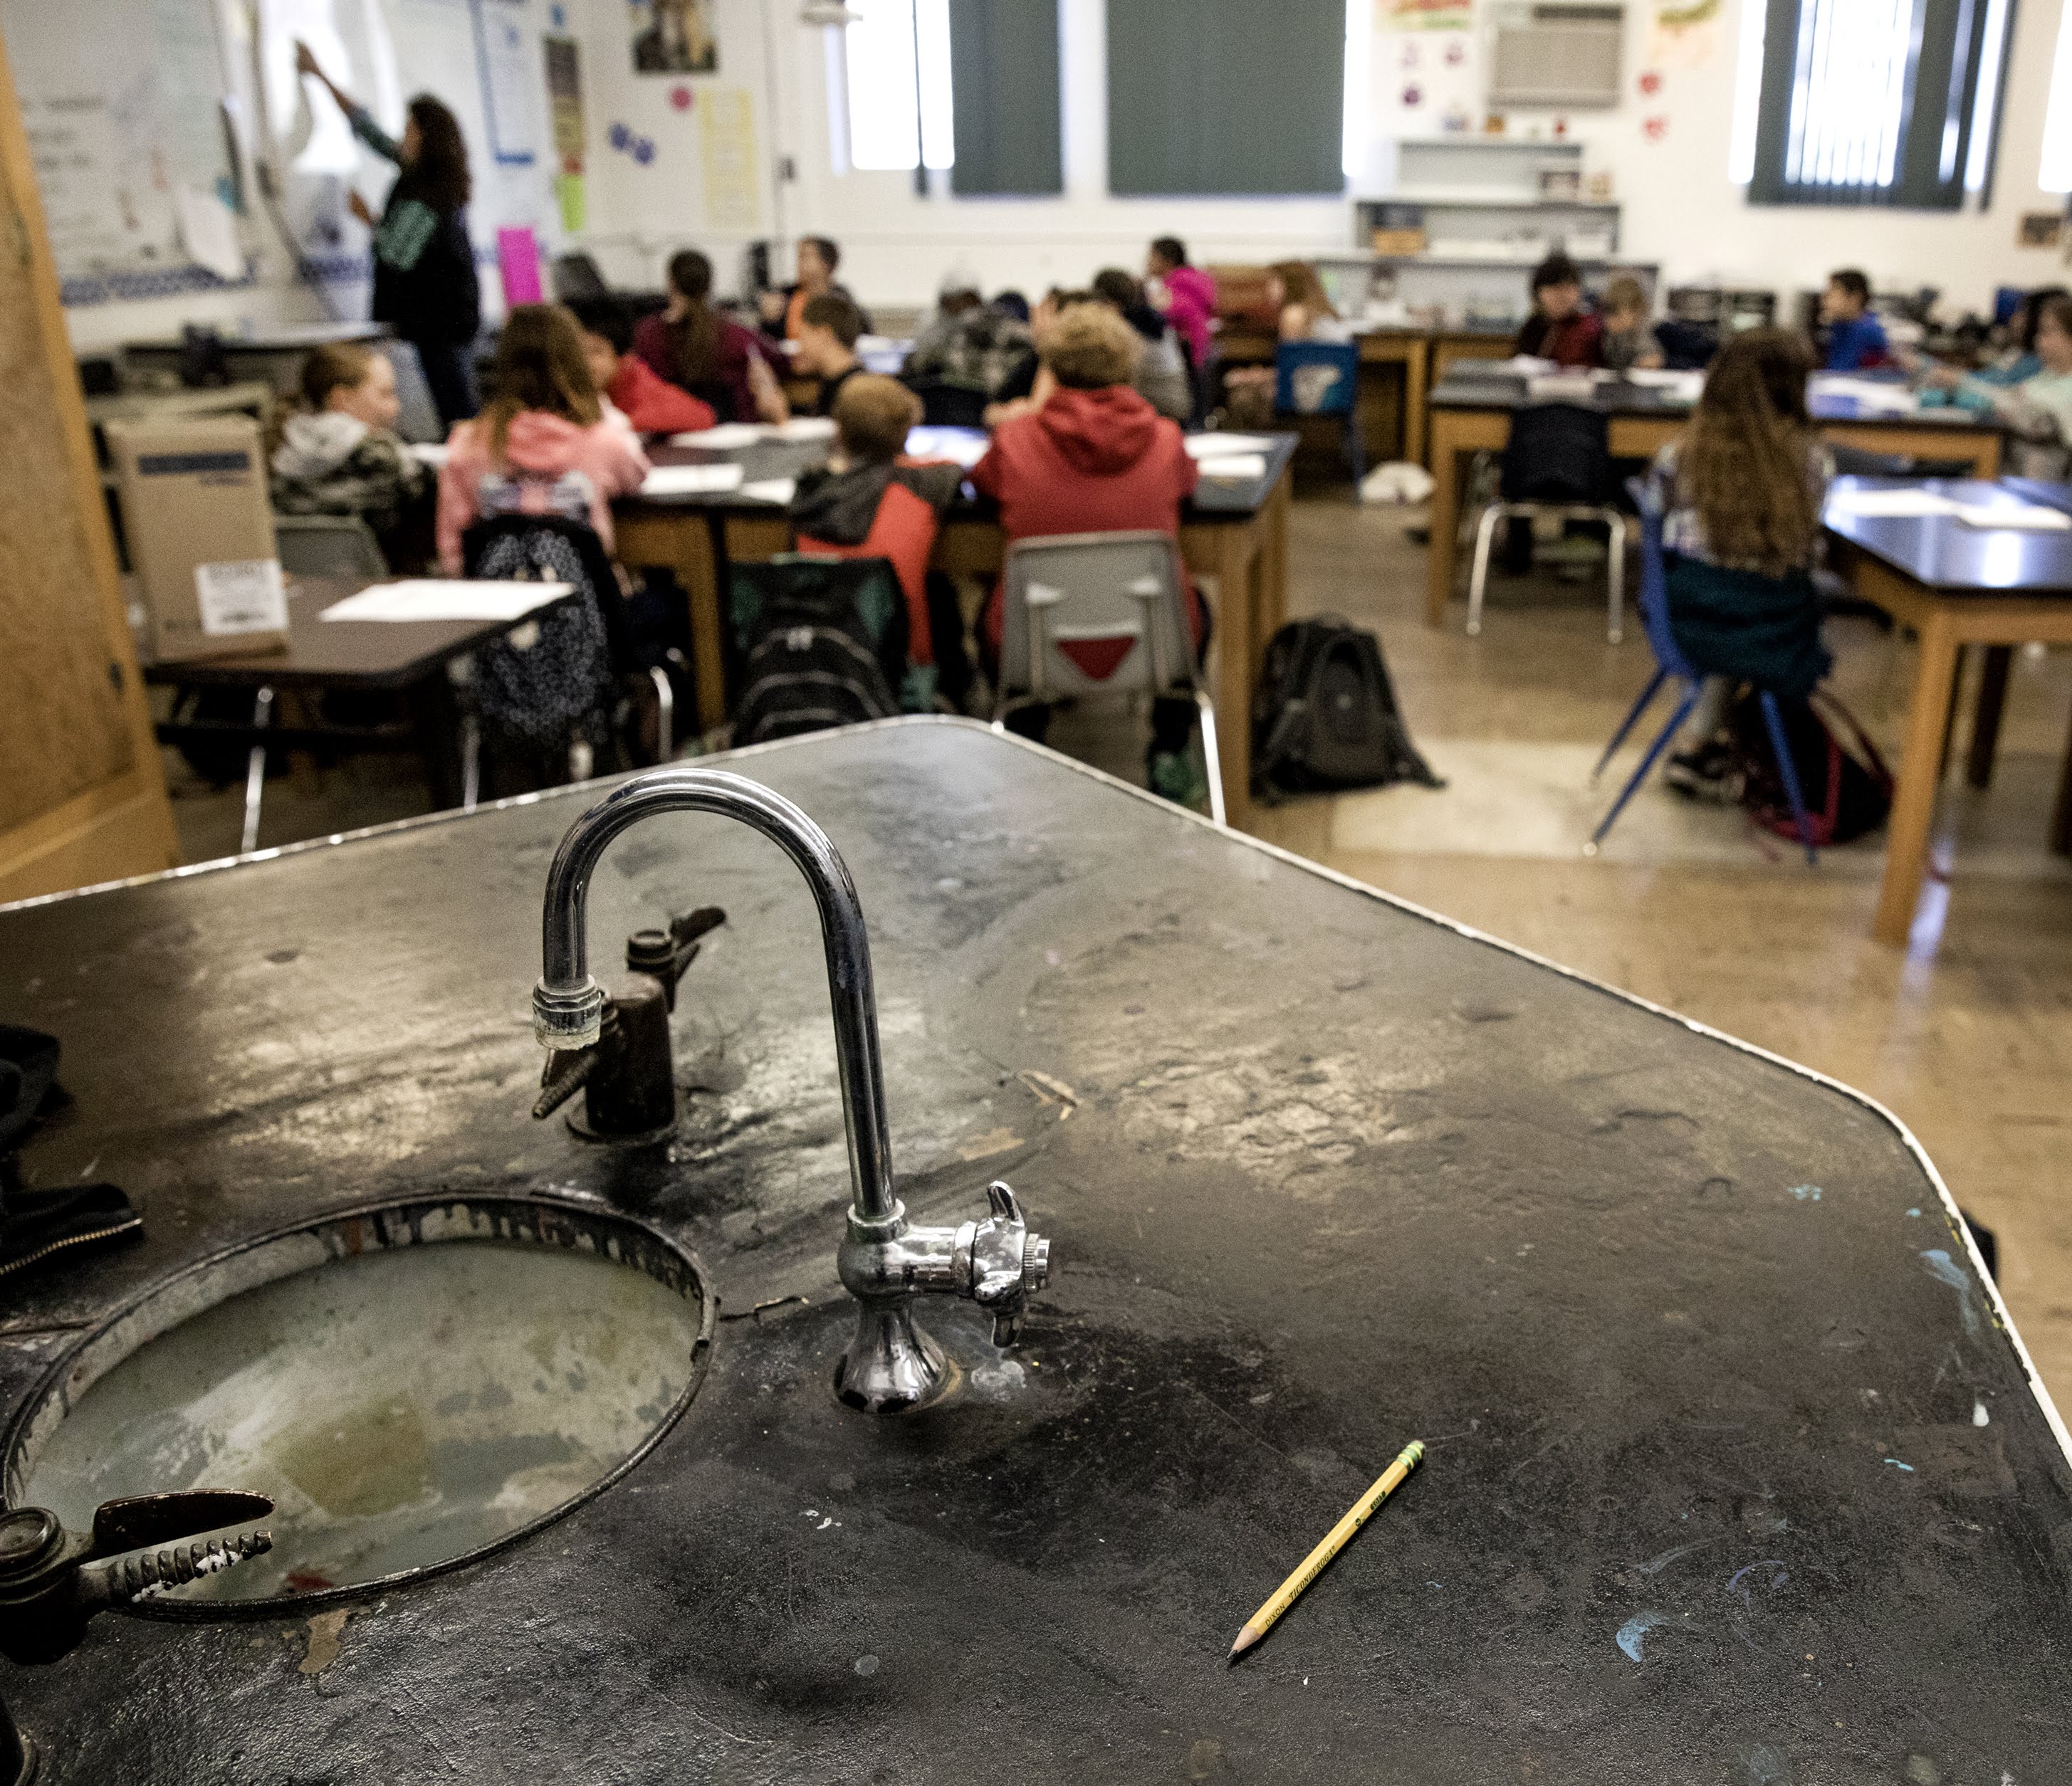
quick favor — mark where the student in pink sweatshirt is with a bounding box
[436,303,650,571]
[1145,236,1217,373]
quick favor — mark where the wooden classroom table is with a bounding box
[612,429,1297,824]
[1218,323,1437,462]
[1821,477,2072,945]
[3,720,2067,1780]
[1425,374,2007,628]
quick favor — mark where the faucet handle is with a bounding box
[958,1180,1052,1348]
[625,906,727,1010]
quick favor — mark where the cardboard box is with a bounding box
[105,415,287,663]
[1371,228,1429,257]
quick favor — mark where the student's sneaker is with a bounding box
[1148,749,1210,813]
[1663,740,1744,804]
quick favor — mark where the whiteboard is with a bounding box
[2,0,240,293]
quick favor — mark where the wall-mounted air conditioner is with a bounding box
[1488,4,1625,109]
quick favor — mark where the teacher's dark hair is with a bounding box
[664,248,721,391]
[406,94,471,211]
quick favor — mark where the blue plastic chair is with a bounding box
[1275,340,1364,483]
[1586,476,1817,863]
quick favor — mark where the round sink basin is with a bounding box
[4,1195,711,1612]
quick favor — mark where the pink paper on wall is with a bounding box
[498,227,544,308]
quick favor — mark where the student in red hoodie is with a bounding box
[788,374,963,705]
[569,297,717,435]
[436,303,649,572]
[970,304,1210,804]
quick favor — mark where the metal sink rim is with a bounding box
[2,1192,716,1620]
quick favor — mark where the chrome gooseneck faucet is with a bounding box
[532,768,1051,1414]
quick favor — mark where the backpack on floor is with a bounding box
[1730,689,1893,846]
[728,555,909,746]
[1251,616,1443,800]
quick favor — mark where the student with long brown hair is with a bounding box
[630,248,787,425]
[1652,327,1833,798]
[434,305,649,572]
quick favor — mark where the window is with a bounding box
[1734,0,2015,209]
[947,0,1064,196]
[842,0,953,173]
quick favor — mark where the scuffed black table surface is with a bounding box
[0,719,2065,1784]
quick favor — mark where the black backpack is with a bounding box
[461,515,624,756]
[1730,689,1893,846]
[729,555,909,746]
[1251,616,1442,800]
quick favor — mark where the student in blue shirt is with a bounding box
[1819,268,1890,372]
[295,42,481,429]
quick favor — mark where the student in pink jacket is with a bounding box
[1146,236,1217,373]
[435,303,650,571]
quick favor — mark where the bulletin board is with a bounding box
[0,0,243,298]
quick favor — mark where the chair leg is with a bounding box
[461,715,481,813]
[240,685,275,856]
[1591,668,1668,784]
[647,665,675,762]
[1587,685,1701,855]
[1193,688,1228,828]
[1759,690,1819,864]
[1467,505,1505,637]
[1604,513,1627,644]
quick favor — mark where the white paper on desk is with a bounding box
[409,441,450,467]
[903,426,988,468]
[320,580,573,623]
[1827,489,1960,518]
[1625,369,1705,401]
[1197,452,1269,480]
[773,416,837,441]
[174,184,245,282]
[1184,432,1275,458]
[1955,503,2072,530]
[669,424,765,449]
[739,478,797,505]
[1812,375,1918,416]
[641,462,746,496]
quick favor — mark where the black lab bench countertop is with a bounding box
[0,719,2065,1784]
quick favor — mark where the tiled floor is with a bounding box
[161,489,2072,1408]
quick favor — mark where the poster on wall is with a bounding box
[700,87,759,230]
[629,0,717,73]
[473,0,540,164]
[544,35,586,231]
[1648,0,1721,67]
[1379,0,1473,31]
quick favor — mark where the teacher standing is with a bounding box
[296,42,482,430]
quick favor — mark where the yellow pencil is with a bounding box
[1228,1439,1425,1661]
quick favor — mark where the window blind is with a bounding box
[947,0,1064,195]
[1106,0,1346,197]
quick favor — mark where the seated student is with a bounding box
[901,275,1037,404]
[757,234,873,343]
[988,286,1190,426]
[1092,268,1193,421]
[436,303,650,572]
[271,342,431,564]
[632,248,788,425]
[788,374,963,698]
[1599,275,1665,373]
[1650,328,1834,799]
[970,305,1209,803]
[568,297,716,435]
[793,292,867,416]
[1218,260,1346,424]
[1922,292,2072,477]
[1820,268,1889,372]
[1515,255,1602,367]
[1144,236,1216,373]
[1913,284,2069,406]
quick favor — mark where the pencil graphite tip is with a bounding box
[1228,1624,1261,1661]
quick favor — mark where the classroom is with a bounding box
[1,0,2069,1775]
